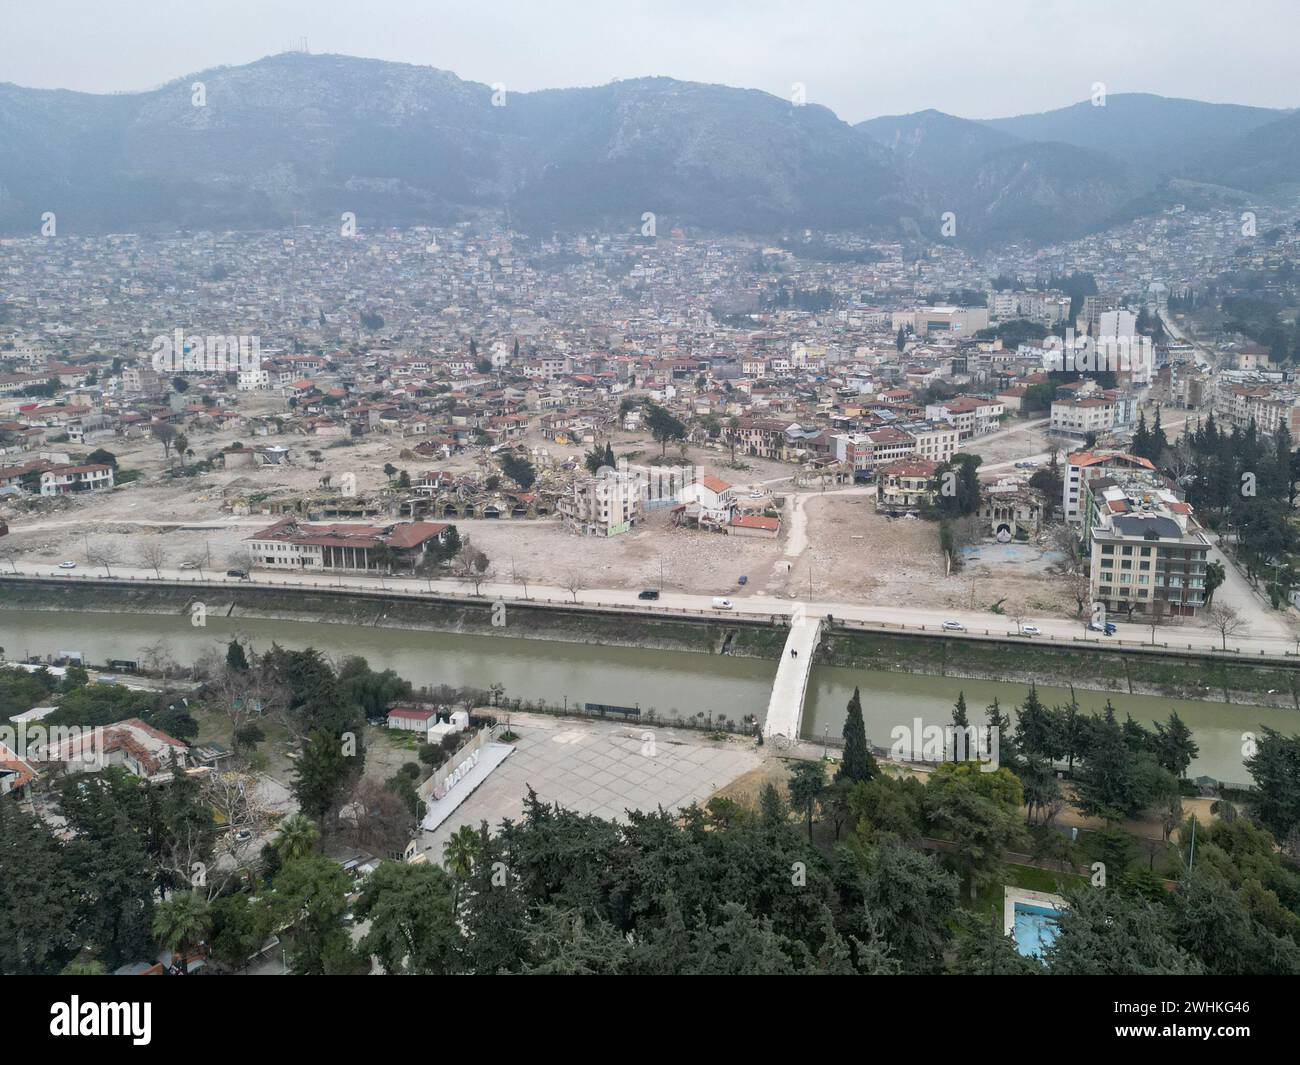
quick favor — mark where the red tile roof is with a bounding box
[731,514,780,531]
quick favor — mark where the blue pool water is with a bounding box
[1013,902,1061,957]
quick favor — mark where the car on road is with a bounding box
[179,560,197,570]
[225,568,249,579]
[941,620,966,631]
[638,589,660,600]
[1014,460,1038,469]
[749,490,764,498]
[1020,624,1041,636]
[711,597,733,610]
[1088,621,1118,635]
[57,560,76,569]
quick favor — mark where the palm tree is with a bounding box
[153,891,212,965]
[443,824,479,878]
[273,813,320,863]
[443,824,481,910]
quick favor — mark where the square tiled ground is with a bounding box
[418,712,762,861]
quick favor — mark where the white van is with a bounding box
[711,597,733,610]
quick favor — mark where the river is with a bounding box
[1,608,1293,781]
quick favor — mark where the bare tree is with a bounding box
[86,540,123,576]
[332,777,416,857]
[452,539,493,595]
[1050,523,1084,573]
[0,544,21,574]
[564,570,585,603]
[214,661,288,751]
[226,548,257,575]
[159,769,275,901]
[138,640,178,676]
[508,554,531,599]
[137,540,168,578]
[1206,605,1249,651]
[1048,524,1092,615]
[182,550,208,578]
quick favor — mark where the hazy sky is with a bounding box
[3,0,1298,121]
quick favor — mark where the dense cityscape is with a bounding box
[2,1,1299,1025]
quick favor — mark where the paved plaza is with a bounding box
[418,712,762,859]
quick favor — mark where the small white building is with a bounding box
[386,706,436,732]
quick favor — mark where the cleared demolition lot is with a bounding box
[790,493,1077,618]
[0,418,1143,623]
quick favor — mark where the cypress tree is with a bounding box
[952,691,969,729]
[838,687,875,783]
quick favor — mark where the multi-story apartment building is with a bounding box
[559,472,641,536]
[847,426,915,474]
[1050,396,1122,438]
[121,364,164,396]
[1063,450,1155,524]
[1089,505,1210,618]
[1216,382,1300,440]
[925,396,1005,439]
[237,366,271,391]
[908,422,961,464]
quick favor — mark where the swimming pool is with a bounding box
[1013,902,1060,957]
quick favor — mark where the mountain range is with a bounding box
[0,53,1296,247]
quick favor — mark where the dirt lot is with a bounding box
[787,493,1076,617]
[961,419,1052,468]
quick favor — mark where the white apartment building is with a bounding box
[908,422,960,463]
[237,366,271,391]
[39,462,114,496]
[1050,397,1120,438]
[559,472,642,536]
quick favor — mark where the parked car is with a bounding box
[226,568,249,579]
[638,589,660,600]
[1020,624,1041,636]
[711,597,734,610]
[57,560,77,569]
[941,620,966,631]
[1088,621,1118,635]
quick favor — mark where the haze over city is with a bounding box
[4,0,1300,119]
[2,0,1300,1009]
